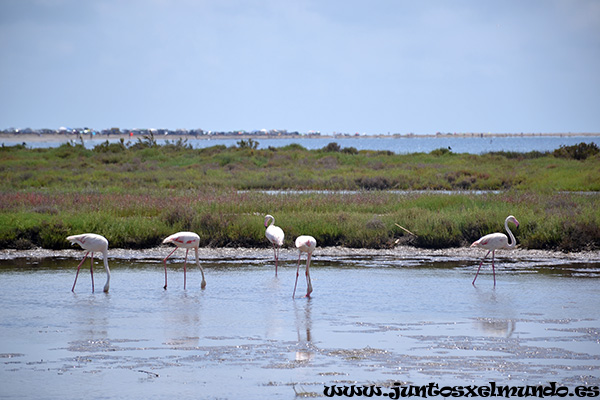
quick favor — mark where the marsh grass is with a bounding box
[0,142,599,251]
[1,141,599,192]
[0,190,598,251]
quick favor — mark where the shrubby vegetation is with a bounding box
[1,140,599,192]
[553,142,599,160]
[0,141,598,251]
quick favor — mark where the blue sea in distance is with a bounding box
[3,134,599,154]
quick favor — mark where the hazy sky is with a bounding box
[1,0,599,134]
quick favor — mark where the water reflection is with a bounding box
[475,318,516,338]
[262,275,286,340]
[472,286,517,337]
[293,298,313,362]
[69,293,110,351]
[1,257,600,398]
[161,292,203,347]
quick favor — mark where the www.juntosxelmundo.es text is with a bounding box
[323,382,600,398]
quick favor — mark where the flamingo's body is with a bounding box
[293,235,317,298]
[67,233,111,293]
[470,215,519,286]
[162,231,206,290]
[264,214,284,276]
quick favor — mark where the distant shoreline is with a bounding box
[1,131,599,144]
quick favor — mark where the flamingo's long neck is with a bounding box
[102,251,111,292]
[505,219,517,248]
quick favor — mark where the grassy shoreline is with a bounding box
[1,140,599,252]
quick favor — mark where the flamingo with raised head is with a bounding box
[264,214,284,276]
[293,235,317,298]
[162,231,206,290]
[67,233,111,293]
[470,215,519,286]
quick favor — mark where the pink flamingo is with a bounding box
[264,214,284,276]
[162,232,206,290]
[67,233,111,293]
[293,235,317,298]
[471,215,519,286]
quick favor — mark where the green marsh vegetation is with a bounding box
[0,139,599,251]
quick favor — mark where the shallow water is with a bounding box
[1,250,599,399]
[4,135,599,154]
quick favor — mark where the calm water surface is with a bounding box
[4,135,600,154]
[1,252,599,399]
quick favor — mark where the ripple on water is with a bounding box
[0,254,599,398]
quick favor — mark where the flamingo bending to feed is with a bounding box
[67,233,111,293]
[264,214,285,276]
[470,215,519,286]
[162,232,206,290]
[293,235,317,298]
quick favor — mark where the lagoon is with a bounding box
[1,247,599,399]
[2,134,600,154]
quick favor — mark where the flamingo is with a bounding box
[162,231,206,290]
[293,235,317,298]
[66,233,111,293]
[264,214,284,276]
[470,215,519,286]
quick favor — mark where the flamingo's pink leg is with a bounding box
[491,250,496,287]
[162,247,178,289]
[305,253,313,297]
[293,252,302,298]
[72,252,90,292]
[273,244,279,276]
[472,250,491,285]
[90,252,95,293]
[183,248,189,290]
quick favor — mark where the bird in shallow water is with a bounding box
[471,215,519,286]
[293,235,317,298]
[162,231,206,290]
[264,214,285,276]
[67,233,111,293]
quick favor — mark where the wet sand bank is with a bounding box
[2,245,599,263]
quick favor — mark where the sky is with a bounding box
[0,0,599,135]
